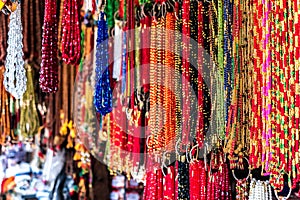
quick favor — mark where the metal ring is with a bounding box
[232,157,251,181]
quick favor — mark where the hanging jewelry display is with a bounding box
[39,0,59,93]
[3,3,27,99]
[232,159,250,200]
[163,165,175,199]
[20,64,40,139]
[93,11,113,116]
[177,157,190,200]
[250,0,300,190]
[0,13,8,64]
[248,179,272,200]
[0,66,10,144]
[61,0,81,65]
[181,0,191,147]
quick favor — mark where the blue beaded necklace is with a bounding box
[93,12,113,115]
[121,31,127,94]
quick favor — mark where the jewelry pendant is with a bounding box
[3,4,26,99]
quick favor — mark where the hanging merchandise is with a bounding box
[224,0,252,170]
[94,11,113,116]
[1,0,300,199]
[250,0,300,191]
[39,0,59,93]
[0,66,10,144]
[248,179,272,200]
[20,64,39,139]
[3,3,27,99]
[0,13,8,64]
[61,0,81,65]
[0,0,18,15]
[232,159,250,200]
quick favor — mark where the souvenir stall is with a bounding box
[0,0,300,200]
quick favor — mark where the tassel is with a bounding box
[70,128,76,138]
[73,152,81,161]
[66,135,73,149]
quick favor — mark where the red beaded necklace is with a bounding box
[163,166,175,200]
[39,0,59,92]
[197,0,204,148]
[189,160,201,200]
[61,0,81,65]
[181,0,191,148]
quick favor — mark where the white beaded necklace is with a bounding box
[249,178,273,200]
[3,4,27,99]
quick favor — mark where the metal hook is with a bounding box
[151,2,158,22]
[146,135,151,149]
[189,144,199,162]
[161,2,167,19]
[175,139,181,157]
[186,144,190,163]
[114,10,120,21]
[161,152,168,177]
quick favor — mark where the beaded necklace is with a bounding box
[0,66,10,144]
[249,0,263,170]
[93,11,113,115]
[28,0,35,62]
[174,2,182,144]
[156,15,166,151]
[189,159,202,200]
[61,0,81,65]
[132,25,142,167]
[294,0,300,185]
[106,0,119,29]
[143,170,158,200]
[58,0,65,54]
[223,0,233,122]
[0,14,8,64]
[197,0,204,148]
[224,0,252,170]
[217,0,225,142]
[249,0,300,190]
[164,11,176,151]
[149,17,158,152]
[22,0,29,57]
[156,169,163,199]
[3,4,27,99]
[34,0,42,63]
[20,64,39,139]
[177,158,190,200]
[39,0,59,93]
[233,172,249,199]
[181,0,191,148]
[163,166,175,199]
[248,179,272,200]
